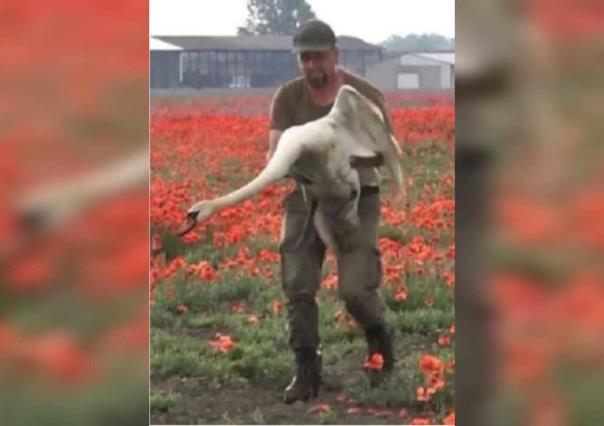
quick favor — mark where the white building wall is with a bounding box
[441,65,451,89]
[397,73,419,89]
[399,55,440,66]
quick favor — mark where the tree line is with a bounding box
[238,0,454,51]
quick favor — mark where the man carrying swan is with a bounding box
[188,19,407,403]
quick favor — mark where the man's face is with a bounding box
[298,48,338,89]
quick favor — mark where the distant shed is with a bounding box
[366,52,455,91]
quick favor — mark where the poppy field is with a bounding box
[150,91,455,425]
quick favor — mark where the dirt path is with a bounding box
[151,335,434,425]
[152,375,408,425]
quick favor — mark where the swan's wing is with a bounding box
[332,85,404,188]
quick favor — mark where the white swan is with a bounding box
[188,84,405,249]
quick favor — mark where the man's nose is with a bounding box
[306,58,318,68]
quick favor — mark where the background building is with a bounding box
[150,38,183,89]
[366,52,455,91]
[150,35,382,89]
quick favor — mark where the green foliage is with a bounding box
[379,33,454,51]
[239,0,317,36]
[150,391,178,413]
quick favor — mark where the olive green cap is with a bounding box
[292,20,337,53]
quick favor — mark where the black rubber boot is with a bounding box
[364,324,395,386]
[283,348,322,403]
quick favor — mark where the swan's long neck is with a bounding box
[210,130,303,211]
[210,165,280,210]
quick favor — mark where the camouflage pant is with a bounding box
[279,186,386,350]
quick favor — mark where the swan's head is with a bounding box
[188,200,217,223]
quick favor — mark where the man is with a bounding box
[268,20,404,404]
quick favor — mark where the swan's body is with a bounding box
[189,84,404,249]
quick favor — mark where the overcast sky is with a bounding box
[150,0,454,44]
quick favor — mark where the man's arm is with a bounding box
[267,84,291,163]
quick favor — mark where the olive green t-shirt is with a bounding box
[269,69,393,187]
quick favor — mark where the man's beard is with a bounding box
[307,72,328,88]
